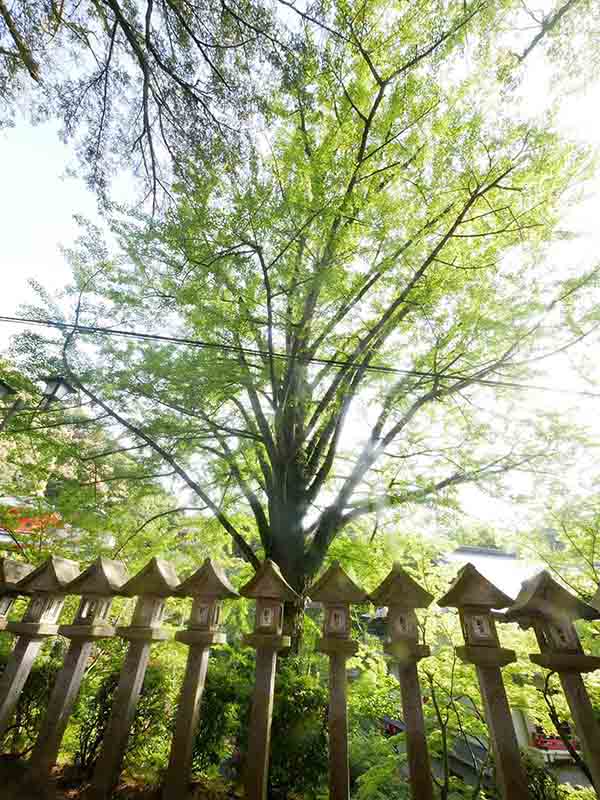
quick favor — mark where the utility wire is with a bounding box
[1,314,600,400]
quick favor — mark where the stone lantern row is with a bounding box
[1,555,600,800]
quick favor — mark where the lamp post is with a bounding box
[40,376,76,409]
[370,564,435,800]
[163,558,238,800]
[505,571,600,791]
[0,556,80,738]
[0,375,76,432]
[240,560,300,800]
[438,564,530,800]
[310,561,368,800]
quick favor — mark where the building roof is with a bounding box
[17,556,80,593]
[0,557,35,592]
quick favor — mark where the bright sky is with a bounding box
[1,43,600,579]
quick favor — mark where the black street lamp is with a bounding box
[40,376,76,409]
[0,376,76,432]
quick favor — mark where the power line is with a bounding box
[1,313,600,400]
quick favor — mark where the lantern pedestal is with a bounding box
[371,564,436,800]
[89,638,157,800]
[529,653,600,673]
[457,646,529,800]
[163,630,227,800]
[318,637,358,800]
[89,558,180,800]
[385,643,433,800]
[29,627,115,783]
[239,559,299,800]
[0,633,51,736]
[505,569,600,795]
[30,557,129,784]
[530,652,600,790]
[243,633,291,800]
[456,645,516,668]
[0,557,80,739]
[439,563,529,800]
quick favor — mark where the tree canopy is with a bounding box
[10,0,600,598]
[1,0,598,208]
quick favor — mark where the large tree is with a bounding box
[9,0,600,636]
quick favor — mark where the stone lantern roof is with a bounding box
[438,563,513,610]
[16,556,80,594]
[64,557,130,596]
[0,558,35,592]
[121,557,180,597]
[239,559,299,601]
[370,563,433,609]
[310,561,368,604]
[505,571,599,623]
[177,558,239,599]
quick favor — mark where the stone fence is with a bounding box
[0,554,600,800]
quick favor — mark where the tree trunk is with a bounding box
[282,600,306,656]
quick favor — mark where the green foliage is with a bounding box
[522,755,595,800]
[73,670,119,774]
[351,733,410,800]
[269,660,329,799]
[191,645,254,774]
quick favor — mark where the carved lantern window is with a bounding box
[543,618,581,653]
[190,598,221,631]
[460,609,499,647]
[325,604,350,637]
[389,606,418,643]
[256,599,283,634]
[132,597,165,626]
[75,597,111,624]
[0,596,15,617]
[25,594,63,623]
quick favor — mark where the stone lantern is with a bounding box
[29,557,129,783]
[505,571,600,791]
[0,558,34,630]
[439,564,512,655]
[0,556,80,738]
[505,570,599,660]
[370,564,434,800]
[438,564,529,800]
[90,558,180,800]
[163,558,239,800]
[240,560,299,800]
[311,561,368,800]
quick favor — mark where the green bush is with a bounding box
[269,659,329,799]
[350,731,409,800]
